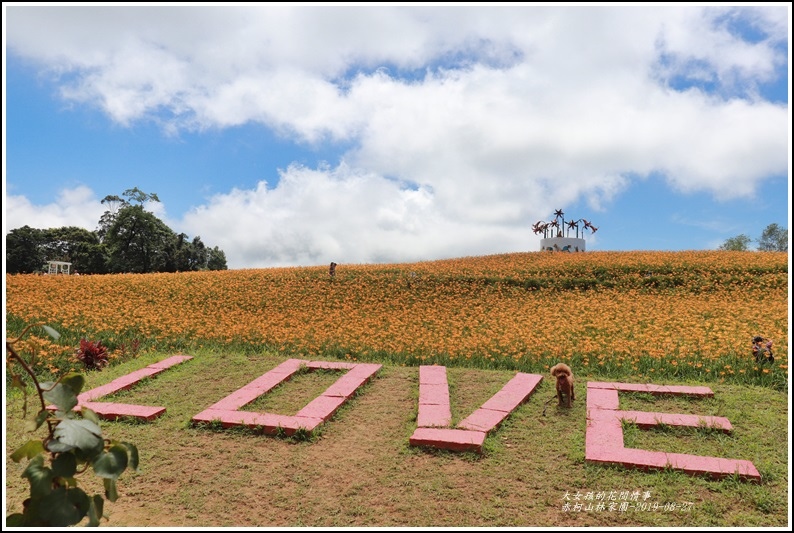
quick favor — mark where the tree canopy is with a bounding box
[104,205,175,273]
[5,189,227,274]
[719,223,788,253]
[718,234,753,251]
[757,223,788,252]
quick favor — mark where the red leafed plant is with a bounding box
[76,338,109,370]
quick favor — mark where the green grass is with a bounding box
[8,328,787,394]
[241,366,342,415]
[5,347,788,527]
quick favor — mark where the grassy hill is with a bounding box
[4,250,790,527]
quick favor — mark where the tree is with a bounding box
[718,234,752,251]
[5,226,46,274]
[104,205,176,273]
[719,224,789,253]
[96,195,128,243]
[41,227,108,274]
[206,246,228,271]
[7,188,229,274]
[187,236,207,270]
[757,223,788,252]
[164,234,207,272]
[122,187,160,205]
[96,188,160,243]
[6,226,108,275]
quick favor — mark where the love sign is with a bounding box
[57,355,761,482]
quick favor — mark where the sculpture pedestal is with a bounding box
[540,237,585,252]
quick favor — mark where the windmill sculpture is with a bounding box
[532,209,598,251]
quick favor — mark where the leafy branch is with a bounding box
[6,324,140,527]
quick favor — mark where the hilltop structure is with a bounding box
[46,260,72,275]
[532,209,598,252]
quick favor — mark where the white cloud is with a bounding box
[654,6,788,89]
[4,186,106,231]
[180,164,537,269]
[5,5,789,267]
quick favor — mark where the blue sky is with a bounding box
[3,4,791,269]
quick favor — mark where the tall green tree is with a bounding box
[96,188,160,243]
[718,234,752,251]
[122,187,160,205]
[104,205,175,273]
[96,194,127,242]
[757,223,788,252]
[5,226,46,273]
[206,246,228,271]
[164,234,208,272]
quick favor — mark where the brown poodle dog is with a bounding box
[550,363,575,408]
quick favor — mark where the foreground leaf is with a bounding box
[51,452,78,478]
[11,440,45,463]
[42,324,62,340]
[104,478,119,502]
[119,441,140,472]
[41,382,79,413]
[81,407,101,426]
[46,438,76,454]
[21,455,53,500]
[87,495,105,527]
[60,373,86,396]
[93,445,129,480]
[38,486,90,527]
[25,409,50,432]
[49,418,103,455]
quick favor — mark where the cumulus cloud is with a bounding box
[653,6,788,91]
[5,5,789,267]
[181,164,536,269]
[4,186,106,231]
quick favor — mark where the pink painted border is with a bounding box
[409,366,543,454]
[585,382,760,482]
[47,355,193,421]
[191,359,381,437]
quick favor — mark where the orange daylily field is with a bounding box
[4,250,789,390]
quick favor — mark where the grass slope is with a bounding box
[5,348,789,527]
